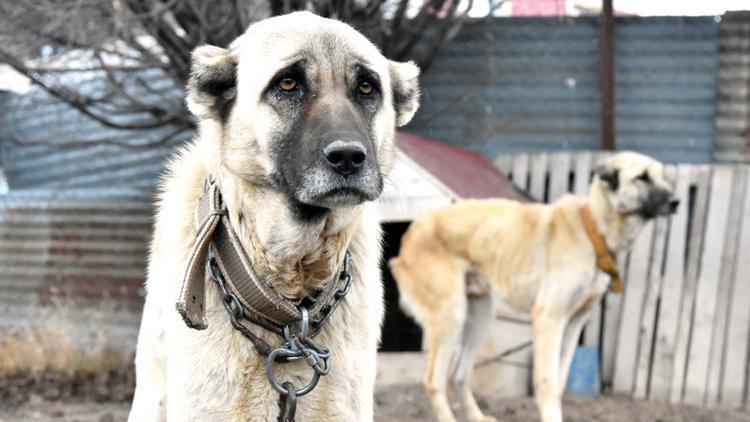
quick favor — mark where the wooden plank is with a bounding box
[706,167,746,407]
[633,217,669,399]
[547,153,571,202]
[511,153,530,191]
[670,166,713,404]
[600,250,627,388]
[612,222,655,394]
[683,166,735,406]
[719,167,750,408]
[529,152,548,202]
[582,152,607,348]
[648,165,692,402]
[493,154,513,176]
[573,152,593,197]
[592,151,612,170]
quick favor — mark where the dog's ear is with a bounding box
[594,166,620,191]
[186,45,238,123]
[389,60,420,127]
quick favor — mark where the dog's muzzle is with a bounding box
[638,190,679,219]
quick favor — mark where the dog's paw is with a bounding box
[472,416,498,422]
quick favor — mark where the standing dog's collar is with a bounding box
[580,204,623,293]
[176,177,350,329]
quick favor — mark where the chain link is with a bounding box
[206,244,353,422]
[310,250,352,335]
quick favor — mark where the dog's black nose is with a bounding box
[322,142,366,177]
[669,199,680,213]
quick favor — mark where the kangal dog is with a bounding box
[390,152,679,422]
[129,12,420,421]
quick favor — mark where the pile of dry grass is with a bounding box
[0,297,137,405]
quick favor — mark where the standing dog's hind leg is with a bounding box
[422,305,466,422]
[531,308,568,422]
[451,293,497,422]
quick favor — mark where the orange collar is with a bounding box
[580,204,623,293]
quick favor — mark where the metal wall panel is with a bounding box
[408,17,602,157]
[0,69,191,191]
[714,11,750,163]
[615,17,719,163]
[0,189,148,350]
[406,16,719,163]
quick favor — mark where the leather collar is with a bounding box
[580,203,623,293]
[176,178,348,329]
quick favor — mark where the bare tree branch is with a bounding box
[0,49,191,130]
[6,125,191,149]
[0,0,471,148]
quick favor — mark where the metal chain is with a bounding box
[207,247,276,356]
[206,245,353,422]
[310,250,352,336]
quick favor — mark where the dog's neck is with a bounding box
[212,165,361,299]
[587,181,647,252]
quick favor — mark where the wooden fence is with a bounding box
[493,151,750,409]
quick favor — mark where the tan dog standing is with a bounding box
[390,152,679,422]
[129,12,419,421]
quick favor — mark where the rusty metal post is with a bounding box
[600,0,615,150]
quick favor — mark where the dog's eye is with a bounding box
[636,172,651,183]
[278,77,299,92]
[358,81,373,95]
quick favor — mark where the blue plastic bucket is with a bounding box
[565,345,600,396]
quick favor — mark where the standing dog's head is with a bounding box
[594,151,680,219]
[186,12,419,218]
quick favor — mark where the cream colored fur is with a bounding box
[390,151,678,422]
[129,12,419,421]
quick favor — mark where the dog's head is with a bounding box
[594,151,679,219]
[186,12,419,218]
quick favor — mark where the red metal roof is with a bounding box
[395,132,522,200]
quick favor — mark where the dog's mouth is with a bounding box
[311,184,378,207]
[288,185,375,220]
[322,186,369,200]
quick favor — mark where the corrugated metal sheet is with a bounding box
[406,16,719,163]
[0,68,191,191]
[409,17,602,156]
[714,11,750,163]
[615,17,719,163]
[0,189,148,346]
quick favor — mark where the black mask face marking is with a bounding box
[596,167,620,191]
[263,59,384,219]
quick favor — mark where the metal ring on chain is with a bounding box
[265,308,329,397]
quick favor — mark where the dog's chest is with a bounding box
[171,269,375,421]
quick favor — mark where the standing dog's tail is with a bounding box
[388,256,421,325]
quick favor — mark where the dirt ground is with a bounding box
[2,384,750,422]
[375,385,750,422]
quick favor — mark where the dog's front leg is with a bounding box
[531,308,568,422]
